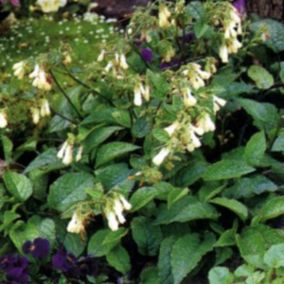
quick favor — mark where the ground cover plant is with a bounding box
[1,0,284,283]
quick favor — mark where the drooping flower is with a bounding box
[75,145,83,162]
[158,4,171,28]
[37,0,67,13]
[152,147,170,166]
[12,61,26,80]
[40,98,51,117]
[195,113,216,134]
[22,238,50,259]
[186,126,202,152]
[105,194,132,231]
[213,95,227,113]
[31,107,40,124]
[97,49,106,62]
[105,210,119,231]
[133,83,150,106]
[183,88,197,107]
[67,211,86,235]
[0,110,8,128]
[57,140,74,165]
[164,121,180,137]
[29,64,52,91]
[219,44,229,63]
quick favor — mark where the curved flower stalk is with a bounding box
[104,194,132,231]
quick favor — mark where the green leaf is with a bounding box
[224,175,278,199]
[264,244,284,268]
[154,196,219,225]
[272,129,284,152]
[256,196,284,222]
[96,142,139,167]
[237,224,284,268]
[140,267,160,284]
[248,65,274,89]
[171,233,215,284]
[3,171,33,202]
[215,229,236,247]
[158,236,176,284]
[131,217,162,256]
[147,70,170,99]
[208,267,234,284]
[132,117,152,138]
[95,163,133,190]
[9,216,56,252]
[24,148,63,173]
[239,98,279,133]
[64,233,86,257]
[210,197,248,221]
[251,19,284,53]
[106,245,131,274]
[167,187,189,208]
[203,159,255,181]
[130,187,157,212]
[245,131,266,166]
[83,126,123,152]
[48,172,94,212]
[1,135,13,163]
[88,228,127,257]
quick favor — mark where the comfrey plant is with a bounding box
[2,0,284,283]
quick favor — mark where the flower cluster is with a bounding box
[104,193,132,231]
[102,52,129,79]
[57,135,83,165]
[218,4,243,63]
[133,81,150,106]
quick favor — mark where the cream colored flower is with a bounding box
[57,140,73,165]
[31,107,40,124]
[159,4,171,28]
[183,88,197,107]
[164,121,180,137]
[12,61,26,80]
[29,64,52,91]
[213,95,227,113]
[219,44,229,63]
[196,113,216,133]
[0,110,8,128]
[40,99,51,117]
[152,147,170,166]
[75,146,83,162]
[97,49,106,62]
[67,212,85,234]
[119,195,132,211]
[113,199,126,224]
[106,211,119,231]
[37,0,67,13]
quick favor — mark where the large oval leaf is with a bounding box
[48,172,94,212]
[96,142,139,167]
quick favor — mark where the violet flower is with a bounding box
[23,238,50,259]
[140,48,153,63]
[52,248,77,273]
[0,254,29,284]
[233,0,246,15]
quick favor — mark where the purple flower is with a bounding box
[0,255,29,284]
[23,238,50,259]
[52,249,77,273]
[140,48,153,63]
[160,58,181,70]
[233,0,246,15]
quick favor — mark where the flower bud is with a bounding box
[0,111,8,128]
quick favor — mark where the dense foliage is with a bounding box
[1,0,284,283]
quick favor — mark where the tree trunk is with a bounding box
[247,0,284,21]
